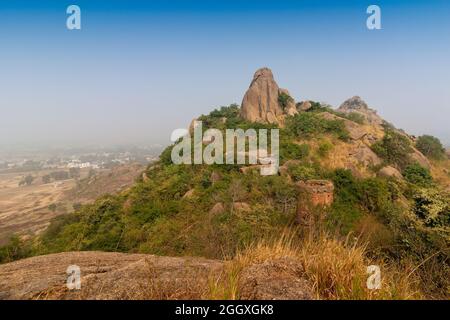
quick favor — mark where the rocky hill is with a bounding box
[1,68,449,300]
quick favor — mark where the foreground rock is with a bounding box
[0,252,223,300]
[239,257,314,300]
[0,251,317,300]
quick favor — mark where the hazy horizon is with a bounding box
[1,0,450,149]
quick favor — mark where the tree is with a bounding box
[50,171,69,181]
[416,135,446,160]
[19,175,34,186]
[69,167,81,179]
[42,175,51,184]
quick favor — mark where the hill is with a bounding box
[1,68,448,299]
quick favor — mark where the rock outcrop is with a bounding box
[0,251,315,300]
[240,67,297,125]
[337,96,383,126]
[0,251,223,300]
[278,88,298,116]
[410,149,431,169]
[232,202,251,212]
[297,101,312,112]
[377,166,403,180]
[182,189,195,199]
[209,202,225,215]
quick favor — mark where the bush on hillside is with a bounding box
[278,92,293,111]
[371,129,413,169]
[403,163,433,186]
[412,187,450,227]
[416,135,446,160]
[285,112,349,141]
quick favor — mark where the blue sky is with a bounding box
[1,0,449,147]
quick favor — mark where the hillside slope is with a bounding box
[1,68,448,299]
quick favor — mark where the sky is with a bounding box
[1,0,449,149]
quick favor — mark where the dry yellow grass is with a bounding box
[209,230,424,300]
[429,158,450,191]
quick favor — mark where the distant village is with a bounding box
[0,147,161,173]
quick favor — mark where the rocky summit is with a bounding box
[338,96,383,126]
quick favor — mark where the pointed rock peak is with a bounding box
[248,67,276,89]
[339,96,369,111]
[252,67,274,80]
[241,67,297,124]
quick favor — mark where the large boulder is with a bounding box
[240,68,296,124]
[377,166,403,180]
[350,143,382,167]
[410,149,431,169]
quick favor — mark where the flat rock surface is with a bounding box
[0,251,223,300]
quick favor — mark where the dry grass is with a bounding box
[209,229,424,300]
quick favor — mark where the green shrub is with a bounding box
[0,236,31,264]
[289,164,319,181]
[416,135,446,160]
[280,142,310,163]
[403,163,433,186]
[318,141,333,157]
[159,145,174,165]
[344,112,365,124]
[278,92,293,111]
[371,129,413,169]
[208,104,240,119]
[412,187,449,227]
[356,178,390,213]
[285,112,349,140]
